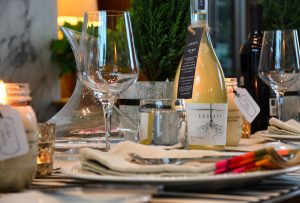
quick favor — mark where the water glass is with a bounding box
[138,99,186,146]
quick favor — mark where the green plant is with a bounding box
[50,22,82,77]
[130,0,190,81]
[258,0,300,31]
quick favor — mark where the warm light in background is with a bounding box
[0,81,7,105]
[57,0,97,26]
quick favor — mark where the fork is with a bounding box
[128,153,235,165]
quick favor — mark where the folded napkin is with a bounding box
[268,117,300,135]
[80,141,218,177]
[79,141,300,177]
[215,148,300,174]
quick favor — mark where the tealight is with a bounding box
[36,123,55,177]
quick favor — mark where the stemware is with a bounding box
[78,11,139,151]
[258,30,300,120]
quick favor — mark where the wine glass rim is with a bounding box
[84,10,129,17]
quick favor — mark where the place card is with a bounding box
[0,105,28,161]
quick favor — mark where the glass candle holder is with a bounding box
[226,78,244,146]
[36,123,55,177]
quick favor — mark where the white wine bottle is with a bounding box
[173,0,227,150]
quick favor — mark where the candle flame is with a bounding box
[0,81,7,105]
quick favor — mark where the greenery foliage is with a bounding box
[258,0,300,31]
[50,22,82,77]
[130,0,190,81]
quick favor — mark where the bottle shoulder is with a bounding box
[173,28,227,103]
[201,31,223,60]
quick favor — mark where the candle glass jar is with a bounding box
[0,83,38,192]
[226,78,244,146]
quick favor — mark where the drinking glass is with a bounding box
[78,11,139,151]
[258,30,300,120]
[139,99,186,146]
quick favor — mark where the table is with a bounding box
[2,171,300,203]
[1,136,300,203]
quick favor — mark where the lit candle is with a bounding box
[36,123,55,177]
[0,82,38,192]
[0,81,7,104]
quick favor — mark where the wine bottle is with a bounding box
[240,4,270,133]
[173,0,228,150]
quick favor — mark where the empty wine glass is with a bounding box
[78,11,139,151]
[258,30,300,120]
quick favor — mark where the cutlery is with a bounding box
[128,153,235,165]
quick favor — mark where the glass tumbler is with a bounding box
[138,99,186,146]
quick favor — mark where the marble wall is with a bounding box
[0,0,60,122]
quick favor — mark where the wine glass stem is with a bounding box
[101,99,113,151]
[275,92,284,120]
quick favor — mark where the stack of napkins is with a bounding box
[79,141,300,176]
[268,118,300,135]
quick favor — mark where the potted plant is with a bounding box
[258,0,300,32]
[130,0,190,82]
[116,0,190,123]
[50,22,82,99]
[122,0,189,99]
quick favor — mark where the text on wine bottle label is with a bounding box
[186,103,228,145]
[0,105,29,161]
[177,27,203,99]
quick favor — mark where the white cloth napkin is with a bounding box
[268,118,300,135]
[79,141,236,177]
[225,134,275,152]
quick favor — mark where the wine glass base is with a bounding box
[55,128,138,151]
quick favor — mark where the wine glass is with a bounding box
[78,11,139,151]
[258,30,300,120]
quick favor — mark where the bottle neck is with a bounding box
[248,30,263,38]
[190,0,208,28]
[250,4,263,32]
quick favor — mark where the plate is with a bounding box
[62,162,300,191]
[256,130,300,141]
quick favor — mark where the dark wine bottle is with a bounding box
[240,4,270,133]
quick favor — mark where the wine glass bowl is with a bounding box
[258,30,300,120]
[259,71,299,93]
[78,11,139,150]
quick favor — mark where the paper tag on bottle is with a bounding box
[177,27,203,99]
[0,105,28,161]
[234,88,260,123]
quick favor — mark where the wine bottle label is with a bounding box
[177,27,203,99]
[186,103,228,145]
[0,105,28,161]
